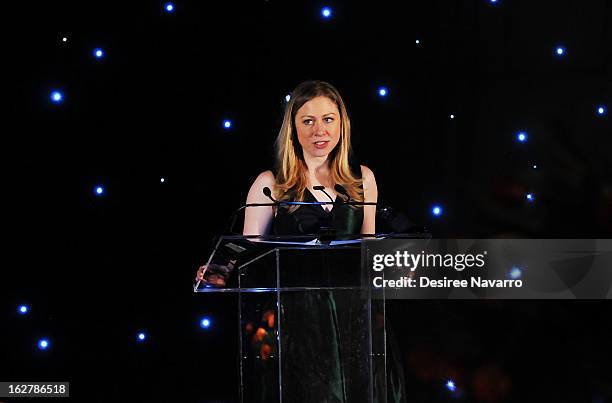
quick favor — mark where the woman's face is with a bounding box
[294,96,341,159]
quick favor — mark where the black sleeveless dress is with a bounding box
[272,188,364,238]
[271,159,364,238]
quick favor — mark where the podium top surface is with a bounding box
[194,233,430,293]
[219,232,429,244]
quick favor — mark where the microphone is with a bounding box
[333,183,376,207]
[313,185,335,203]
[262,187,277,202]
[334,184,351,203]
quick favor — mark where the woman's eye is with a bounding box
[302,118,333,125]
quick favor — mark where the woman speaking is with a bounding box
[195,81,404,402]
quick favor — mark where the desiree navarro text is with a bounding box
[372,276,523,289]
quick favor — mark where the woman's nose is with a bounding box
[313,120,326,135]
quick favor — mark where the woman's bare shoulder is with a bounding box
[359,165,376,182]
[248,170,276,196]
[359,165,378,198]
[253,170,275,186]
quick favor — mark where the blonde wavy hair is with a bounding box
[274,80,364,211]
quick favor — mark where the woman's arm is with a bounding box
[243,170,276,236]
[195,170,275,287]
[360,165,378,235]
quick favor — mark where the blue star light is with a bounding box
[200,317,212,329]
[596,105,606,116]
[432,205,443,217]
[509,266,522,279]
[38,339,50,350]
[50,90,64,104]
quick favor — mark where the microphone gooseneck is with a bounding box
[334,184,351,203]
[313,185,335,203]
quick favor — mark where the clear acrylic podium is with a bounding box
[195,235,387,403]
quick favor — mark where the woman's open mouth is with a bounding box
[313,140,330,149]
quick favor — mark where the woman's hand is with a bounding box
[195,260,237,287]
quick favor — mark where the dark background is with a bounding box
[3,0,612,402]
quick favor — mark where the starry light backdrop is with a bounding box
[3,0,612,402]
